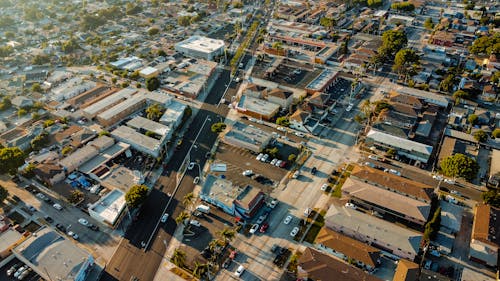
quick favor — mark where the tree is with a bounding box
[439,74,455,93]
[492,128,500,139]
[452,90,470,101]
[146,77,160,91]
[354,114,365,124]
[178,16,191,26]
[288,153,297,162]
[61,146,73,156]
[182,192,194,209]
[378,30,407,60]
[43,119,55,128]
[386,148,397,158]
[276,117,290,127]
[391,2,415,12]
[148,27,159,36]
[0,97,12,111]
[211,122,227,133]
[468,114,478,125]
[392,49,420,82]
[469,33,500,55]
[175,211,189,225]
[17,108,27,117]
[22,163,36,178]
[424,17,434,29]
[0,45,14,57]
[125,184,149,208]
[98,130,110,137]
[31,83,42,93]
[68,190,84,204]
[217,227,236,244]
[319,17,335,31]
[171,248,186,268]
[0,147,25,175]
[192,262,209,279]
[0,185,8,203]
[482,189,500,208]
[473,130,488,142]
[31,132,49,151]
[367,0,383,7]
[146,103,164,121]
[440,153,479,181]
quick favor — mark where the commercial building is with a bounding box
[88,189,126,227]
[67,84,117,107]
[82,88,137,119]
[342,178,431,226]
[365,129,434,164]
[139,66,159,78]
[315,227,381,271]
[162,59,218,99]
[324,204,423,260]
[0,219,27,260]
[236,95,280,120]
[174,36,225,61]
[59,136,115,173]
[200,174,265,219]
[111,125,162,157]
[222,121,273,153]
[159,100,186,128]
[469,204,499,267]
[297,247,382,281]
[305,69,339,94]
[12,227,98,281]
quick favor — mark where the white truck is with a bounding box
[196,204,210,214]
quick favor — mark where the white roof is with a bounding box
[367,129,433,156]
[127,116,171,137]
[111,126,161,154]
[89,189,126,225]
[175,35,225,54]
[83,88,136,116]
[139,66,158,76]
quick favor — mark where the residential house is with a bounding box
[392,259,419,281]
[297,247,382,281]
[469,204,499,267]
[289,109,316,133]
[315,228,381,271]
[481,85,497,102]
[389,94,423,111]
[430,31,455,47]
[307,92,330,110]
[11,96,33,108]
[33,163,65,187]
[264,88,293,109]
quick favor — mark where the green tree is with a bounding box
[171,248,186,268]
[492,128,500,139]
[392,49,420,82]
[182,192,194,209]
[473,130,488,142]
[453,90,470,101]
[145,103,164,121]
[23,163,36,178]
[367,0,383,7]
[178,16,191,26]
[0,147,25,175]
[0,97,12,111]
[175,211,189,225]
[43,119,55,128]
[0,45,14,57]
[31,132,49,151]
[148,27,159,36]
[192,262,209,279]
[439,74,455,93]
[17,108,27,117]
[145,77,160,91]
[378,30,408,60]
[391,2,415,12]
[98,130,110,137]
[211,122,227,133]
[0,185,8,203]
[217,227,236,244]
[68,190,84,204]
[276,117,290,127]
[481,189,500,208]
[424,17,434,29]
[440,153,479,181]
[469,33,500,55]
[61,146,73,156]
[125,184,149,208]
[468,114,478,125]
[319,17,335,31]
[31,83,42,93]
[288,153,297,162]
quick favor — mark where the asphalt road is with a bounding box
[100,69,232,281]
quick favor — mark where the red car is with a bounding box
[259,223,269,233]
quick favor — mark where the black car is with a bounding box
[55,224,66,232]
[87,224,99,231]
[311,167,317,175]
[12,195,21,202]
[44,216,53,223]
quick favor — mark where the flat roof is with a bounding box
[111,125,161,153]
[83,88,136,116]
[223,121,272,148]
[491,149,500,178]
[0,228,23,252]
[305,68,337,91]
[160,101,186,125]
[127,116,170,137]
[440,200,463,233]
[343,178,430,222]
[97,94,145,121]
[237,95,280,116]
[139,66,158,76]
[79,142,130,175]
[101,166,142,191]
[13,227,92,281]
[396,86,449,107]
[325,204,423,256]
[89,189,126,225]
[201,174,242,204]
[175,35,225,54]
[367,129,433,159]
[59,145,99,170]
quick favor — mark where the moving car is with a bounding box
[44,216,53,223]
[249,224,259,234]
[346,103,353,112]
[283,215,292,224]
[161,213,169,223]
[290,227,299,237]
[234,265,245,277]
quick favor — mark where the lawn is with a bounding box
[303,210,326,243]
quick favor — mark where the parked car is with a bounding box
[67,231,78,240]
[52,203,63,211]
[346,103,353,112]
[187,162,195,170]
[242,170,253,176]
[260,223,269,233]
[234,265,245,277]
[268,199,278,209]
[292,170,300,179]
[222,258,231,269]
[432,175,443,181]
[249,224,259,234]
[450,190,460,196]
[256,153,264,161]
[161,213,169,223]
[78,218,89,226]
[279,161,287,168]
[445,179,456,185]
[27,205,36,212]
[36,193,47,200]
[321,184,328,191]
[275,160,283,167]
[311,167,317,175]
[55,224,66,232]
[261,154,269,162]
[424,260,432,270]
[256,214,267,224]
[17,268,32,280]
[345,202,357,209]
[294,132,305,137]
[13,266,28,278]
[304,208,312,216]
[88,224,99,231]
[44,216,53,223]
[189,220,201,227]
[193,177,200,184]
[290,227,299,237]
[7,263,22,276]
[283,215,292,225]
[277,126,286,132]
[368,155,379,161]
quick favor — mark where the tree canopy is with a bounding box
[376,30,407,61]
[468,114,478,125]
[146,103,164,121]
[469,33,500,55]
[424,17,434,29]
[125,184,149,208]
[392,49,420,81]
[482,189,500,208]
[473,130,488,142]
[0,147,25,175]
[276,117,290,127]
[391,2,415,12]
[440,153,479,181]
[492,128,500,139]
[146,77,160,91]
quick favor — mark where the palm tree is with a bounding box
[217,227,236,245]
[192,262,209,278]
[171,248,186,268]
[175,211,189,225]
[146,103,164,121]
[182,192,194,209]
[208,239,223,251]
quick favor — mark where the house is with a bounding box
[315,228,381,271]
[33,163,65,187]
[481,85,497,101]
[469,204,499,267]
[342,178,431,226]
[11,96,34,108]
[392,259,419,281]
[389,94,423,110]
[236,95,280,121]
[199,174,265,219]
[307,92,330,110]
[264,88,294,109]
[297,247,382,281]
[289,109,317,133]
[430,31,455,47]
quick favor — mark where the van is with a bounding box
[196,204,210,214]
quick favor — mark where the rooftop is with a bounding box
[393,259,419,281]
[83,88,137,117]
[89,189,126,226]
[342,178,431,222]
[223,121,273,149]
[111,126,162,154]
[325,204,423,257]
[101,166,143,192]
[366,129,433,161]
[440,200,464,233]
[127,116,171,137]
[236,95,280,116]
[160,101,186,125]
[175,35,225,54]
[472,204,500,247]
[305,68,338,92]
[0,228,24,252]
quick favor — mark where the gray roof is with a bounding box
[111,125,161,155]
[367,129,433,156]
[127,116,171,136]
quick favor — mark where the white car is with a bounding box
[187,162,195,170]
[256,153,264,161]
[432,175,443,181]
[346,104,353,112]
[290,227,299,237]
[242,170,253,176]
[52,203,63,210]
[261,154,269,162]
[234,265,245,277]
[275,160,283,167]
[283,215,292,225]
[161,213,169,223]
[292,170,300,179]
[78,218,89,226]
[36,193,47,200]
[304,208,312,216]
[67,231,79,240]
[14,266,28,278]
[368,155,379,161]
[277,126,286,132]
[268,199,278,209]
[270,158,278,165]
[450,190,461,196]
[190,220,201,227]
[294,132,305,137]
[444,179,456,184]
[321,184,328,191]
[388,169,401,176]
[345,202,357,209]
[193,176,200,184]
[249,224,259,234]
